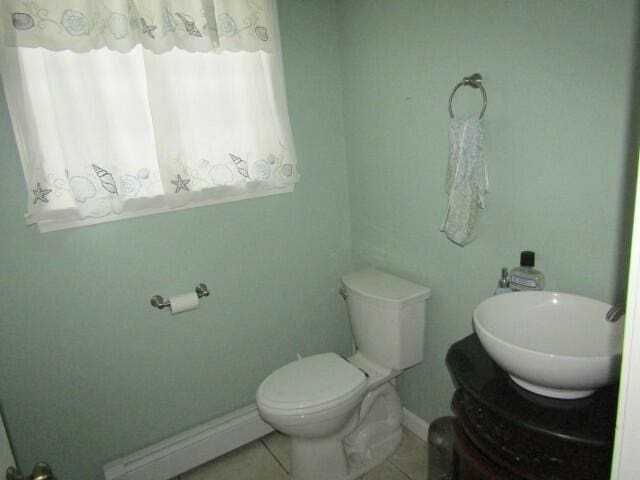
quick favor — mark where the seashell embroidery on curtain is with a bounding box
[2,0,275,53]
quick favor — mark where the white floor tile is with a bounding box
[262,431,292,472]
[181,439,288,480]
[388,429,428,480]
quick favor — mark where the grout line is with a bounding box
[387,428,427,480]
[260,435,290,474]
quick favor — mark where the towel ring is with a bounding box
[448,73,487,119]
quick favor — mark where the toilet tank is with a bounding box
[342,269,431,371]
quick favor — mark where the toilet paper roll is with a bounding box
[169,292,199,315]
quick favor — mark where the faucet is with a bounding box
[605,303,625,322]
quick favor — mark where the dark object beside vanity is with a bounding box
[446,335,618,480]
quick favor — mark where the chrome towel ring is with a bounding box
[448,73,487,119]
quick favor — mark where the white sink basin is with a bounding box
[473,291,624,399]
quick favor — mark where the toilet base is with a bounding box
[344,427,402,480]
[290,432,351,480]
[289,382,404,480]
[290,427,402,480]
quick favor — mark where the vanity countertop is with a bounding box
[446,334,618,447]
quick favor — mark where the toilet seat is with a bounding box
[257,353,367,416]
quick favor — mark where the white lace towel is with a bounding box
[440,115,488,246]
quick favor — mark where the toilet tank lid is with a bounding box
[342,269,431,304]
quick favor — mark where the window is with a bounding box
[0,0,298,231]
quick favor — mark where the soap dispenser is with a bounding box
[510,251,545,291]
[494,268,512,295]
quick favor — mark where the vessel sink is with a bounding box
[473,291,624,399]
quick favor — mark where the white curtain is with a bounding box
[0,0,298,231]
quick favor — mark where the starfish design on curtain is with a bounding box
[32,182,52,204]
[140,19,157,39]
[171,174,190,193]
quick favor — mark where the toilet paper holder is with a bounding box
[150,283,210,310]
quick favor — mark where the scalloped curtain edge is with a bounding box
[31,184,295,232]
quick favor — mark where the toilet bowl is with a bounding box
[256,269,431,480]
[257,353,368,438]
[257,352,403,480]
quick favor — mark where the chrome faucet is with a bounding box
[605,303,625,322]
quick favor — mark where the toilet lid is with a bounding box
[258,353,366,410]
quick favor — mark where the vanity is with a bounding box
[446,335,618,480]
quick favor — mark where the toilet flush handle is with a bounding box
[339,287,348,300]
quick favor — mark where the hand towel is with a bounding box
[440,114,488,246]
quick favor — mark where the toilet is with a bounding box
[256,269,431,480]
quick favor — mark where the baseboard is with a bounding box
[103,403,273,480]
[402,407,429,442]
[103,404,427,480]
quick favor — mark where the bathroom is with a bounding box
[0,0,638,479]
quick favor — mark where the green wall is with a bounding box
[336,0,637,422]
[1,1,638,478]
[0,1,353,479]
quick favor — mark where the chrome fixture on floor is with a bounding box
[6,462,55,480]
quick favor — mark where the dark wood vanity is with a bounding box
[446,335,618,480]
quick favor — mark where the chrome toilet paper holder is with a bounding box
[151,283,210,310]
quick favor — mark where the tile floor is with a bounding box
[180,427,427,480]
